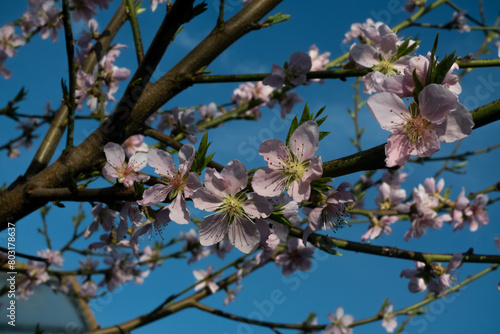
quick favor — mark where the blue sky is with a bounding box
[1,0,500,333]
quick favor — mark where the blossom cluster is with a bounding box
[345,20,474,166]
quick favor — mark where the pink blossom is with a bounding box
[367,84,473,167]
[79,280,98,299]
[37,249,64,267]
[18,260,50,300]
[193,265,221,293]
[308,44,330,84]
[78,256,99,273]
[0,53,12,79]
[70,0,98,22]
[343,18,383,44]
[38,1,63,42]
[350,24,410,95]
[102,142,149,187]
[324,306,354,334]
[77,19,99,59]
[180,229,211,264]
[132,211,171,253]
[231,81,273,119]
[224,284,243,305]
[400,261,428,293]
[252,121,323,202]
[495,40,500,58]
[84,203,119,239]
[402,183,449,241]
[192,160,274,253]
[361,215,398,242]
[100,253,149,291]
[452,189,489,232]
[151,0,167,12]
[275,238,314,276]
[401,254,463,295]
[453,11,470,33]
[402,54,462,97]
[278,92,303,119]
[122,134,148,158]
[382,304,397,333]
[0,24,25,58]
[303,182,356,243]
[198,102,222,120]
[375,182,406,210]
[263,52,312,88]
[158,107,205,143]
[139,245,163,270]
[138,145,201,224]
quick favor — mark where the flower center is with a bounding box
[403,115,430,143]
[279,149,308,187]
[218,193,249,223]
[374,59,397,76]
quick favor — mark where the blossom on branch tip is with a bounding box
[263,52,312,89]
[381,303,397,333]
[275,238,314,276]
[102,142,150,187]
[193,265,221,293]
[367,84,474,167]
[192,160,274,253]
[158,107,205,143]
[401,253,463,295]
[303,182,356,243]
[324,306,354,334]
[84,203,119,239]
[361,215,398,242]
[252,121,323,202]
[0,24,25,58]
[452,189,489,232]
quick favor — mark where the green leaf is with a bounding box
[314,106,326,119]
[268,212,293,227]
[426,34,440,84]
[319,131,330,141]
[299,103,312,124]
[191,132,213,174]
[434,51,456,85]
[172,26,185,42]
[412,68,424,100]
[263,12,291,26]
[285,116,299,146]
[134,181,145,199]
[315,115,328,127]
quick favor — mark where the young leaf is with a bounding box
[434,51,456,85]
[299,103,312,124]
[319,131,330,141]
[263,12,291,26]
[285,116,299,146]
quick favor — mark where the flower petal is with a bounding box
[228,216,260,253]
[243,193,274,219]
[192,188,224,212]
[252,167,287,197]
[367,92,409,133]
[289,121,319,161]
[169,194,190,225]
[220,160,248,196]
[178,144,196,176]
[199,214,228,246]
[104,142,125,168]
[148,148,176,177]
